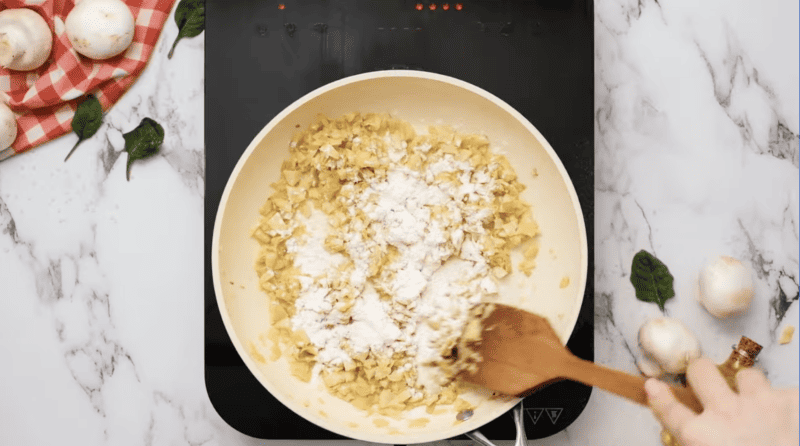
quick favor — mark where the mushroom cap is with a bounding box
[66,0,135,60]
[638,317,701,375]
[698,256,754,318]
[0,8,53,71]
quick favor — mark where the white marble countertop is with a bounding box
[0,1,797,445]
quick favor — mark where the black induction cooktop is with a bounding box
[205,0,594,441]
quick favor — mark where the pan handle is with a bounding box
[464,401,527,446]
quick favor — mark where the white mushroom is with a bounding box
[0,102,17,150]
[698,255,755,318]
[0,8,53,71]
[65,0,135,60]
[637,317,702,377]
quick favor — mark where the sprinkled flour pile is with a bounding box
[252,113,539,416]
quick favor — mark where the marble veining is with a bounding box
[0,0,797,445]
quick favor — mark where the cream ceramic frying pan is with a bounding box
[211,71,588,444]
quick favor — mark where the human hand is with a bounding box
[645,356,799,446]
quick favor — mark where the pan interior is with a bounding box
[212,72,587,444]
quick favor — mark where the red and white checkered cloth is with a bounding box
[1,0,177,157]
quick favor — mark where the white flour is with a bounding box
[288,137,500,393]
[286,210,343,277]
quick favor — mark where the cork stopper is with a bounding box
[737,336,763,357]
[734,336,763,367]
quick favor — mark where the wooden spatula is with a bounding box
[462,304,704,413]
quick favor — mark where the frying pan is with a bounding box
[211,71,588,444]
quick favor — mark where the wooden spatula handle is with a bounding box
[563,357,704,413]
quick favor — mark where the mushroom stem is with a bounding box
[0,29,25,68]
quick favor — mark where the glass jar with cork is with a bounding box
[660,336,763,446]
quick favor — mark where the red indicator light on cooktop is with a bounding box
[455,3,463,10]
[429,3,437,10]
[415,3,424,10]
[442,3,450,10]
[278,3,285,10]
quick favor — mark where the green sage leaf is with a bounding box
[630,250,675,311]
[168,0,205,59]
[65,94,103,161]
[123,117,164,181]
